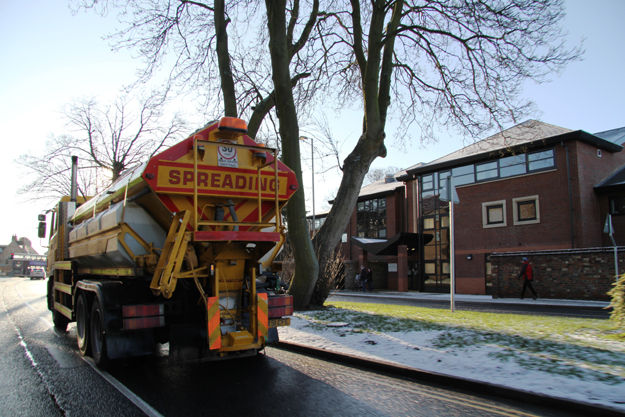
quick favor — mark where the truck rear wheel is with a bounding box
[48,277,69,331]
[76,293,91,356]
[90,297,109,369]
[52,310,69,332]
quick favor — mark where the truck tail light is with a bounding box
[122,304,165,330]
[268,295,293,318]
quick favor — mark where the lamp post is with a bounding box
[299,136,315,232]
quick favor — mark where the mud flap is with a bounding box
[169,323,209,364]
[106,330,156,360]
[169,323,256,363]
[267,327,279,344]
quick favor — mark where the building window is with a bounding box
[422,174,434,191]
[440,215,449,228]
[452,165,475,186]
[312,217,325,230]
[500,154,526,178]
[357,197,387,238]
[421,148,556,195]
[610,196,625,215]
[513,195,540,225]
[438,171,451,189]
[487,205,505,224]
[482,200,507,228]
[423,217,435,229]
[476,161,498,181]
[528,149,555,171]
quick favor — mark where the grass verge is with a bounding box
[293,301,625,384]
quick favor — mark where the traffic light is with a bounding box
[10,253,13,260]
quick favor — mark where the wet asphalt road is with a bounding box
[108,346,582,417]
[2,277,588,417]
[328,294,611,320]
[0,277,145,417]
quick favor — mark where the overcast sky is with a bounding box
[1,0,624,254]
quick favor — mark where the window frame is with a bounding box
[512,195,540,225]
[609,195,625,215]
[356,196,387,238]
[420,148,556,201]
[482,200,507,229]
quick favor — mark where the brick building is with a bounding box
[0,235,42,276]
[312,173,429,291]
[314,120,625,299]
[398,120,625,296]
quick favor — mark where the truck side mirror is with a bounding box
[38,222,46,239]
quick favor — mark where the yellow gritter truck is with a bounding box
[40,117,297,368]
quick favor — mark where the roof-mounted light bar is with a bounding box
[218,117,248,133]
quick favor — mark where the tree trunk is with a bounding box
[265,0,319,310]
[311,0,403,304]
[312,130,386,303]
[215,0,237,117]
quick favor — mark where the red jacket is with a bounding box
[519,262,533,281]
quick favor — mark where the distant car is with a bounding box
[29,267,46,280]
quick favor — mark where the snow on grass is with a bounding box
[278,302,625,411]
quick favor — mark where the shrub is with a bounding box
[607,274,625,331]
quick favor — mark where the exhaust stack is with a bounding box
[70,156,78,203]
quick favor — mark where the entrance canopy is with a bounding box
[351,232,433,256]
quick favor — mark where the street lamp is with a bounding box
[299,136,315,232]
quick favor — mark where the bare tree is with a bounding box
[308,0,581,304]
[70,0,581,308]
[265,0,321,309]
[364,166,403,185]
[17,90,187,201]
[17,135,107,202]
[64,91,186,181]
[71,0,321,140]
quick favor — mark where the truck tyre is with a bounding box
[52,310,69,332]
[90,297,109,369]
[76,292,91,356]
[48,278,69,331]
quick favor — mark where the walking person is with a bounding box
[518,257,538,300]
[366,268,373,292]
[359,265,367,292]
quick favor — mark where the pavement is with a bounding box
[328,289,612,308]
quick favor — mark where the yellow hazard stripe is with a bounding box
[257,293,268,341]
[207,297,221,350]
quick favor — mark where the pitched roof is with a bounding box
[357,175,405,199]
[595,165,625,191]
[399,120,623,179]
[326,172,406,206]
[594,126,625,146]
[429,120,571,165]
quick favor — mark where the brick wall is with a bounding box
[454,169,573,254]
[573,140,625,247]
[491,248,623,301]
[344,260,361,290]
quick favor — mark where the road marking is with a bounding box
[2,284,66,414]
[39,317,53,328]
[83,357,165,417]
[45,345,85,368]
